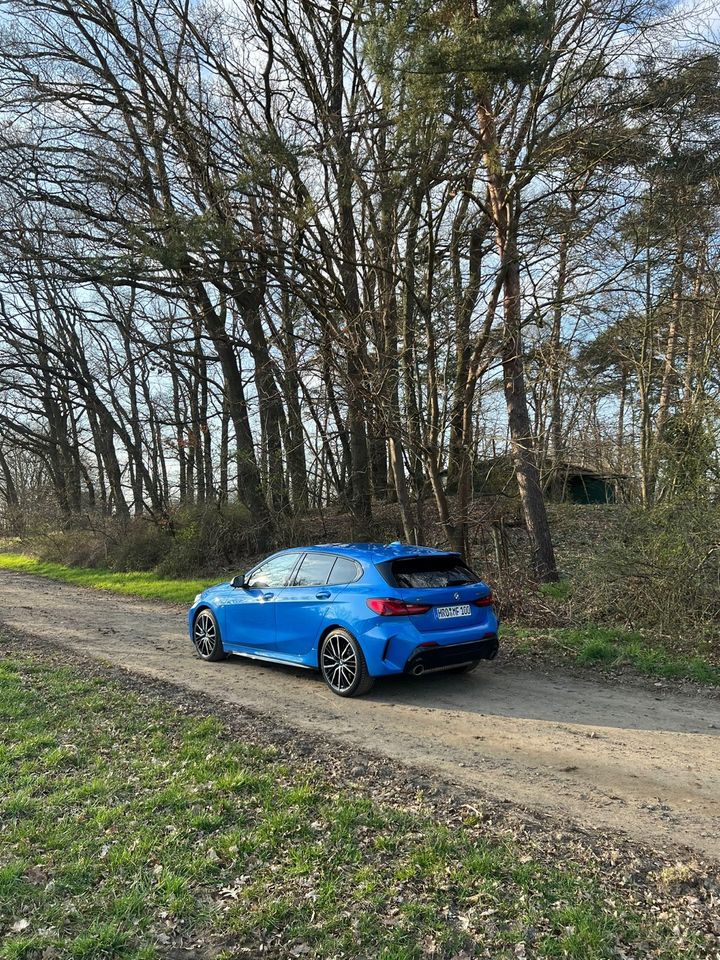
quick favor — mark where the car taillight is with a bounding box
[367,598,432,616]
[473,592,494,607]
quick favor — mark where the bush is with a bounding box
[109,522,173,572]
[35,529,108,569]
[568,503,720,644]
[155,503,268,577]
[12,502,274,579]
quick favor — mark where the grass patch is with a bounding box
[538,578,574,602]
[0,553,217,604]
[0,653,707,960]
[505,625,720,685]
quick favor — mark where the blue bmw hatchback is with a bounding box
[188,542,499,697]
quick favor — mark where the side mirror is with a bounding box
[230,575,246,589]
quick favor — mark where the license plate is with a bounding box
[436,604,471,620]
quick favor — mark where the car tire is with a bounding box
[192,608,227,662]
[320,628,375,697]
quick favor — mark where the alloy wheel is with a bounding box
[321,631,358,693]
[194,611,217,657]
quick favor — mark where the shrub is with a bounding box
[12,502,274,578]
[155,503,268,577]
[109,522,173,572]
[35,529,108,569]
[569,502,720,643]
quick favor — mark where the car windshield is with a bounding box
[385,556,479,589]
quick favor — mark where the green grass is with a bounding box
[505,625,720,685]
[538,578,574,602]
[0,553,217,604]
[0,653,706,960]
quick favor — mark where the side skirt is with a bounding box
[227,649,316,670]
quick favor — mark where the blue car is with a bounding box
[188,542,499,697]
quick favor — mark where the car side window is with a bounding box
[246,553,300,589]
[327,557,360,586]
[292,553,336,587]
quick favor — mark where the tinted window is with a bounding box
[384,557,479,589]
[293,553,336,587]
[247,553,300,589]
[327,557,360,585]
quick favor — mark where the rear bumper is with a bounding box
[405,635,499,674]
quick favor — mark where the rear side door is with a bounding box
[275,553,359,658]
[223,552,302,652]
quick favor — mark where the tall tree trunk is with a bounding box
[638,234,654,507]
[219,398,230,504]
[330,0,371,537]
[121,327,145,515]
[279,293,308,510]
[683,274,699,412]
[377,170,417,542]
[501,251,558,581]
[191,283,269,524]
[617,369,627,471]
[402,196,427,543]
[170,354,188,504]
[477,95,557,581]
[549,193,574,465]
[647,242,684,502]
[238,300,287,513]
[0,446,23,535]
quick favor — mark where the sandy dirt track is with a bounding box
[1,569,719,862]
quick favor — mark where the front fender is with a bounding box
[188,595,226,641]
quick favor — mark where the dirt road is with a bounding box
[2,568,719,861]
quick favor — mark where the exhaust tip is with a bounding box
[412,663,425,676]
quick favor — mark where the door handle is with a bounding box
[262,591,274,601]
[315,591,331,600]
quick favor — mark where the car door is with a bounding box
[223,552,302,652]
[274,552,349,658]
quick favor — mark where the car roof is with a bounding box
[278,542,459,563]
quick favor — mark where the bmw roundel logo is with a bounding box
[453,592,460,600]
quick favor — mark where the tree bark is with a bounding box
[330,0,372,537]
[191,282,269,523]
[476,94,558,581]
[502,253,558,581]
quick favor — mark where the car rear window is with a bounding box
[379,556,479,589]
[327,557,361,585]
[292,553,336,587]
